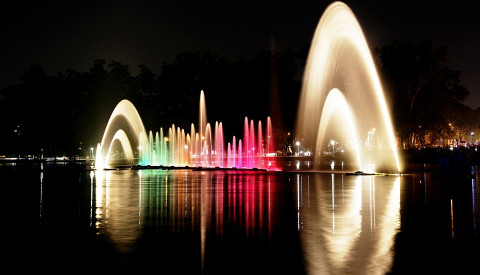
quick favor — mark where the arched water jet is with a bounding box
[95,100,147,169]
[315,88,362,170]
[296,1,401,172]
[105,129,135,166]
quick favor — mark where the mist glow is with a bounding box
[296,1,401,172]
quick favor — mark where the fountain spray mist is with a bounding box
[296,1,401,172]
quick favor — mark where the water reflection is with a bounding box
[94,170,142,252]
[39,166,44,223]
[47,166,480,273]
[297,173,401,275]
[92,170,277,254]
[472,168,480,237]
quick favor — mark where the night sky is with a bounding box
[1,0,479,108]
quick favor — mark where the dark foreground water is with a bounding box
[4,163,480,274]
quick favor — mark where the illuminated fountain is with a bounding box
[94,90,276,170]
[95,2,401,173]
[95,99,147,170]
[296,1,401,172]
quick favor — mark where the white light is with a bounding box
[330,140,335,145]
[296,141,300,146]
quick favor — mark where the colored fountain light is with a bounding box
[296,1,401,172]
[94,90,277,170]
[94,1,401,173]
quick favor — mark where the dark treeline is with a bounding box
[0,49,302,157]
[376,40,479,149]
[0,40,478,157]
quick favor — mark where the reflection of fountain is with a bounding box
[94,170,142,253]
[297,173,400,274]
[296,2,401,172]
[94,90,276,170]
[92,170,277,260]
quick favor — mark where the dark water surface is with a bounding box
[4,163,480,274]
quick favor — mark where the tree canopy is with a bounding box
[0,50,301,157]
[0,41,477,157]
[376,40,476,148]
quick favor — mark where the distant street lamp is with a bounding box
[295,141,300,156]
[90,147,94,163]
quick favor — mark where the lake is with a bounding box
[4,162,479,274]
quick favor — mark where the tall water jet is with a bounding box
[257,120,263,168]
[266,116,274,155]
[244,117,250,168]
[238,139,243,168]
[249,120,255,168]
[296,1,401,172]
[190,123,196,162]
[266,117,275,167]
[199,90,207,143]
[232,136,237,168]
[204,123,212,166]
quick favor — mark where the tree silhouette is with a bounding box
[0,50,302,157]
[376,40,471,148]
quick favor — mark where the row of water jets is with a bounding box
[137,112,275,169]
[95,1,402,172]
[95,91,277,170]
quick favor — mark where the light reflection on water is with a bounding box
[94,170,143,252]
[92,170,278,255]
[296,174,400,275]
[91,169,401,273]
[26,166,477,273]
